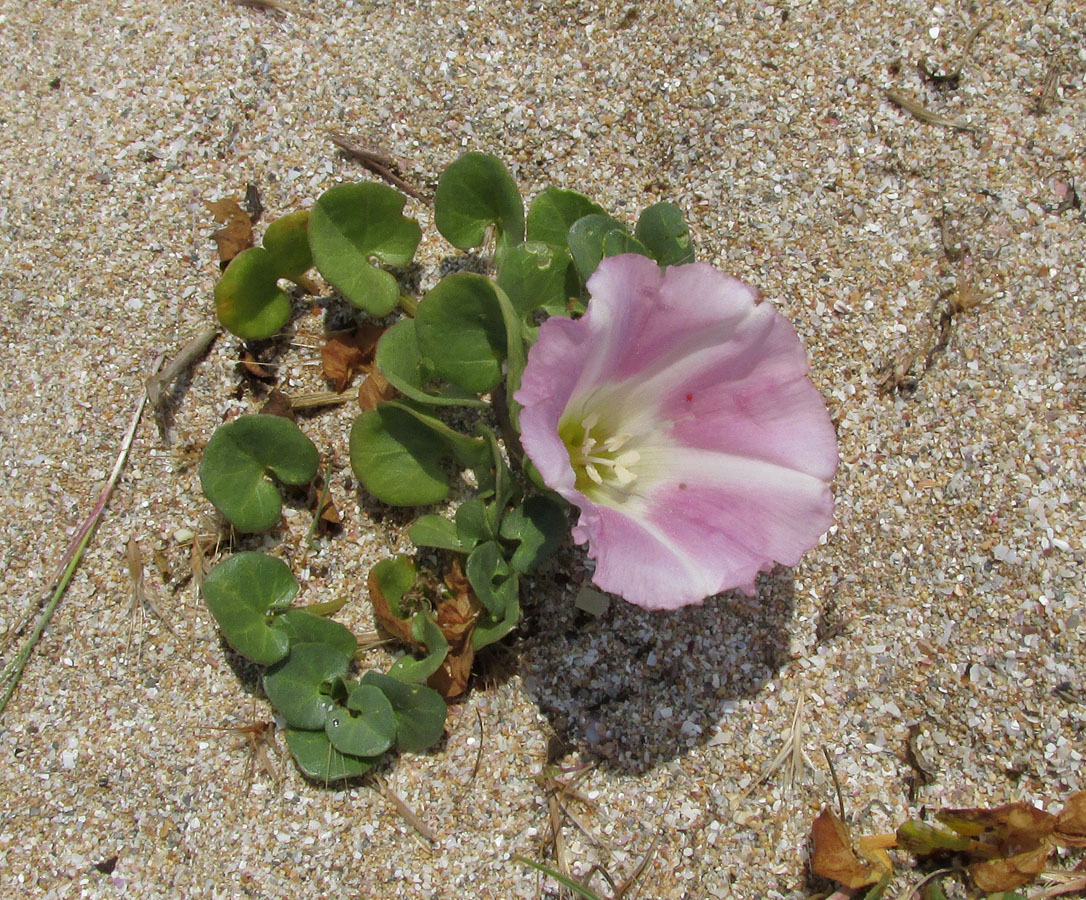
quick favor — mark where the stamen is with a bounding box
[585,464,603,484]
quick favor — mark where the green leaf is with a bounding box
[285,728,377,782]
[455,498,492,550]
[213,246,292,340]
[434,152,524,251]
[635,202,695,266]
[262,209,313,280]
[472,587,521,649]
[526,188,606,247]
[500,495,568,572]
[308,182,421,315]
[602,229,651,259]
[349,405,452,506]
[407,515,463,552]
[415,274,507,394]
[465,541,517,619]
[567,214,633,281]
[496,241,574,318]
[389,613,449,683]
[361,671,447,752]
[513,855,609,900]
[199,414,319,532]
[201,552,297,665]
[369,555,417,619]
[325,682,396,757]
[376,320,487,409]
[263,642,351,729]
[271,609,357,659]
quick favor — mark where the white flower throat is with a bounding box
[560,410,642,494]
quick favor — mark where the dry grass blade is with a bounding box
[0,354,164,716]
[124,537,176,660]
[371,777,437,843]
[885,90,983,140]
[145,327,219,410]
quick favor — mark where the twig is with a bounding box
[329,133,427,201]
[885,90,984,141]
[371,777,437,843]
[823,747,846,821]
[0,354,164,716]
[145,327,219,409]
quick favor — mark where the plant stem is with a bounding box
[398,292,418,317]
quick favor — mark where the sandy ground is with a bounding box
[1,0,1084,897]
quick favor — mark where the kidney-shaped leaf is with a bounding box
[375,319,486,409]
[349,405,453,506]
[285,728,377,782]
[526,187,606,247]
[309,182,421,315]
[434,152,524,251]
[500,495,568,572]
[263,642,351,729]
[362,670,447,752]
[201,551,297,665]
[263,209,313,281]
[200,414,319,532]
[272,609,357,659]
[213,246,292,340]
[568,214,650,281]
[325,682,396,758]
[415,273,507,394]
[635,202,695,267]
[496,241,572,318]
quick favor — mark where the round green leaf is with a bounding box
[375,319,486,409]
[263,642,351,729]
[454,498,492,550]
[496,242,572,318]
[361,671,447,752]
[434,152,524,250]
[567,214,629,281]
[415,274,507,394]
[263,209,313,280]
[325,682,396,757]
[309,182,421,315]
[500,495,569,573]
[285,728,377,782]
[635,202,695,266]
[201,552,297,665]
[526,188,606,247]
[349,405,452,506]
[199,414,319,532]
[272,609,358,659]
[213,246,292,340]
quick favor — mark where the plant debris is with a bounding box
[205,197,254,267]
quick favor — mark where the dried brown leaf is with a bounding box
[969,843,1051,892]
[810,807,883,889]
[357,366,396,411]
[259,389,295,419]
[937,801,1056,848]
[1055,791,1086,848]
[322,325,384,391]
[428,641,474,699]
[205,198,253,266]
[238,350,275,381]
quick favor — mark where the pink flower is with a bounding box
[514,254,838,610]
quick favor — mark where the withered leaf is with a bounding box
[427,642,474,699]
[1055,791,1086,848]
[238,350,276,381]
[357,366,396,411]
[969,843,1051,892]
[810,807,884,889]
[205,198,253,266]
[259,389,295,419]
[366,567,417,647]
[937,801,1056,849]
[322,325,384,391]
[308,477,341,536]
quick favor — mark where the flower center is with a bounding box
[559,410,642,496]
